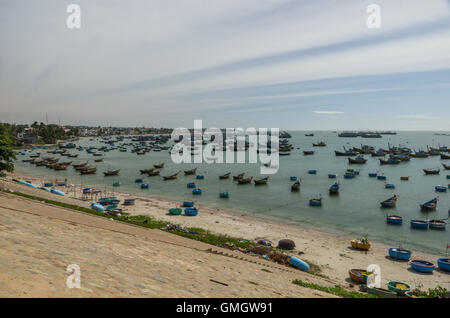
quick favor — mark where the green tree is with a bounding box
[0,134,16,172]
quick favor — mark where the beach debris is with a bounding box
[277,239,296,250]
[165,224,198,234]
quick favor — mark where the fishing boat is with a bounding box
[219,192,229,198]
[219,172,231,179]
[73,162,88,168]
[308,170,317,175]
[80,167,97,175]
[312,141,326,147]
[386,281,411,296]
[410,220,429,229]
[303,150,314,155]
[385,184,395,189]
[388,247,411,260]
[386,214,402,224]
[350,237,371,250]
[441,153,450,159]
[409,260,435,273]
[429,219,447,229]
[420,197,438,211]
[370,150,387,157]
[123,198,136,206]
[184,208,198,216]
[442,163,450,170]
[233,173,245,180]
[154,162,164,169]
[437,258,450,272]
[328,174,338,178]
[290,176,297,181]
[380,195,398,208]
[192,188,202,195]
[289,257,309,272]
[140,183,150,189]
[182,201,194,207]
[344,173,355,179]
[147,170,160,176]
[184,168,197,175]
[254,177,269,185]
[348,156,367,164]
[163,171,180,180]
[291,180,301,191]
[187,182,196,188]
[379,158,400,165]
[423,168,440,175]
[196,175,204,180]
[135,178,143,183]
[410,150,429,158]
[168,208,182,215]
[368,173,377,177]
[103,169,120,176]
[309,197,322,206]
[237,176,253,184]
[348,269,372,284]
[94,158,103,162]
[435,185,447,192]
[335,149,357,156]
[377,175,387,180]
[360,285,397,298]
[112,181,121,187]
[329,182,339,195]
[140,168,155,174]
[400,176,409,181]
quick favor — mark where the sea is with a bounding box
[14,131,450,255]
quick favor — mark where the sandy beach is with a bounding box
[1,171,448,296]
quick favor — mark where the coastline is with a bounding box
[3,171,449,291]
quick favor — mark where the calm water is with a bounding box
[14,131,450,255]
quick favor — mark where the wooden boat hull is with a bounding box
[350,240,371,250]
[348,269,370,284]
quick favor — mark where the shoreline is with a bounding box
[3,170,449,291]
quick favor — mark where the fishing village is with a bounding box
[1,124,449,298]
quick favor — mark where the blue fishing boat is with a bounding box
[192,188,202,195]
[328,174,337,179]
[409,260,435,273]
[437,258,450,272]
[40,187,51,192]
[196,175,205,179]
[105,204,118,211]
[140,183,150,189]
[184,208,198,216]
[388,248,411,260]
[309,197,322,206]
[308,170,317,175]
[123,198,136,206]
[377,175,387,180]
[429,219,447,229]
[91,203,105,212]
[135,178,143,183]
[435,185,447,192]
[183,201,194,207]
[386,214,402,224]
[44,182,54,187]
[368,173,377,177]
[344,173,355,179]
[420,197,438,211]
[410,220,429,229]
[290,176,297,181]
[51,188,65,196]
[98,197,120,205]
[385,184,395,189]
[329,182,339,195]
[187,182,196,188]
[289,256,309,272]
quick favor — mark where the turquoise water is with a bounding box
[14,131,450,255]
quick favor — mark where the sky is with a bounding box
[1,0,450,130]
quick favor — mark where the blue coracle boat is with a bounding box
[437,258,450,272]
[183,201,194,207]
[377,175,387,180]
[140,184,150,189]
[192,188,202,195]
[184,208,198,216]
[187,182,196,188]
[368,173,377,177]
[409,260,435,273]
[410,220,429,229]
[388,247,411,260]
